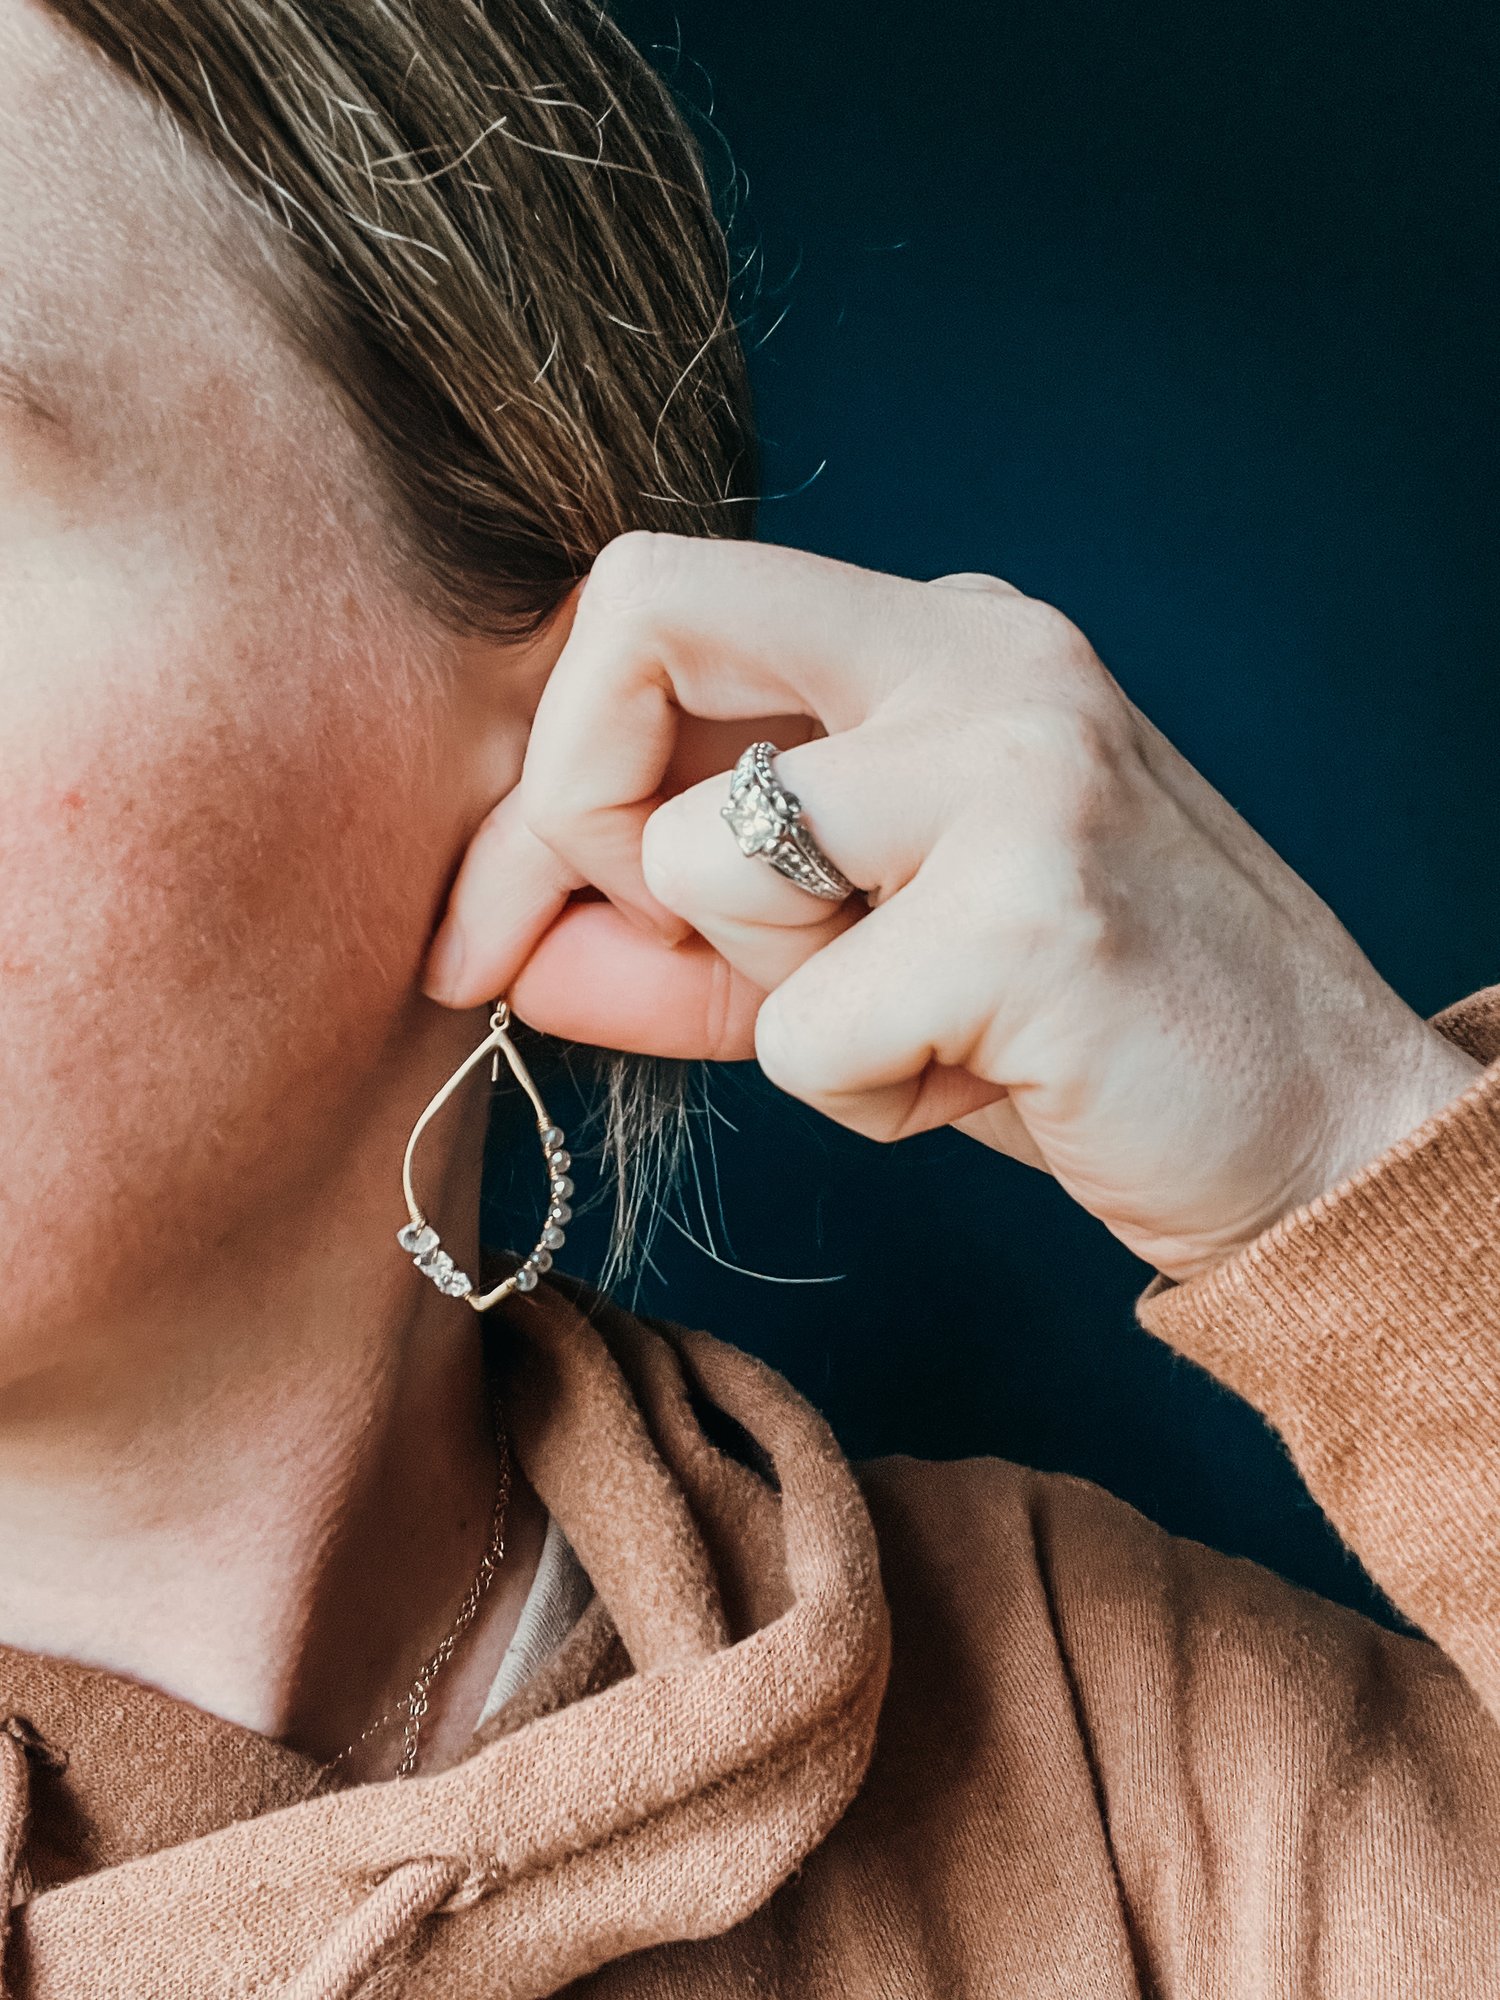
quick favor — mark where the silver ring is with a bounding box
[719,740,858,903]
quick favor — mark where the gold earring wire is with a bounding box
[397,999,573,1310]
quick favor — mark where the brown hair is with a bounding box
[46,0,760,1290]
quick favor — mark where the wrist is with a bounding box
[1311,1021,1484,1210]
[1156,1018,1484,1289]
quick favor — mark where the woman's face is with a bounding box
[0,0,501,1342]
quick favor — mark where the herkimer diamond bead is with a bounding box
[398,1222,439,1257]
[417,1247,455,1284]
[439,1269,473,1298]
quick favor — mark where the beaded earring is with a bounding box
[396,1000,572,1309]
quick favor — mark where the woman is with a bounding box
[1,0,1496,1994]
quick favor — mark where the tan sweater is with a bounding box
[1,983,1498,1997]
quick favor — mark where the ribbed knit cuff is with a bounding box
[1136,982,1500,1679]
[1138,981,1500,1386]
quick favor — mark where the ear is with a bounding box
[445,587,584,814]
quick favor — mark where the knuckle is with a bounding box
[519,779,582,853]
[926,576,1102,689]
[1000,699,1134,842]
[753,988,822,1099]
[928,582,1095,693]
[929,569,1024,598]
[1006,595,1094,668]
[999,847,1112,963]
[754,991,908,1143]
[1002,698,1094,779]
[972,584,1093,663]
[585,529,678,617]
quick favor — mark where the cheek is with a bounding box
[0,601,451,1318]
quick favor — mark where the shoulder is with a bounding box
[852,1448,1144,1617]
[820,1454,1137,1949]
[846,1452,1108,1752]
[851,1450,1462,1744]
[852,1447,1389,1652]
[854,1447,1340,1627]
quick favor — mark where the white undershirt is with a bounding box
[476,1513,593,1729]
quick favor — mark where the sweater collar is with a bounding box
[0,1269,891,1997]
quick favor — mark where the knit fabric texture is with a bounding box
[0,986,1496,1995]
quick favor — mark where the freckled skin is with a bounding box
[0,0,563,1758]
[0,0,500,1338]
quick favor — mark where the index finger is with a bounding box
[431,533,929,1004]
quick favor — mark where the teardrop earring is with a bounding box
[397,999,573,1309]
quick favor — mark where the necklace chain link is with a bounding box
[320,1396,512,1784]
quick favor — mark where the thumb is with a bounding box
[421,787,583,1007]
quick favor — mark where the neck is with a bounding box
[0,1007,546,1773]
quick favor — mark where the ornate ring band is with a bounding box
[720,740,858,903]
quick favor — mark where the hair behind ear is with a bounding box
[50,0,763,1289]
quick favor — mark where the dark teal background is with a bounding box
[489,0,1500,1627]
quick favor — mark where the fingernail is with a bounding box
[422,925,467,1002]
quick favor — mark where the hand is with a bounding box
[422,533,1479,1280]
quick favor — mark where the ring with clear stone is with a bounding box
[720,739,859,903]
[396,1000,574,1311]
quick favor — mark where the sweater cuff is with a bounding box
[1136,982,1500,1669]
[1138,980,1500,1351]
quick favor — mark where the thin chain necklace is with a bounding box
[319,1398,512,1784]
